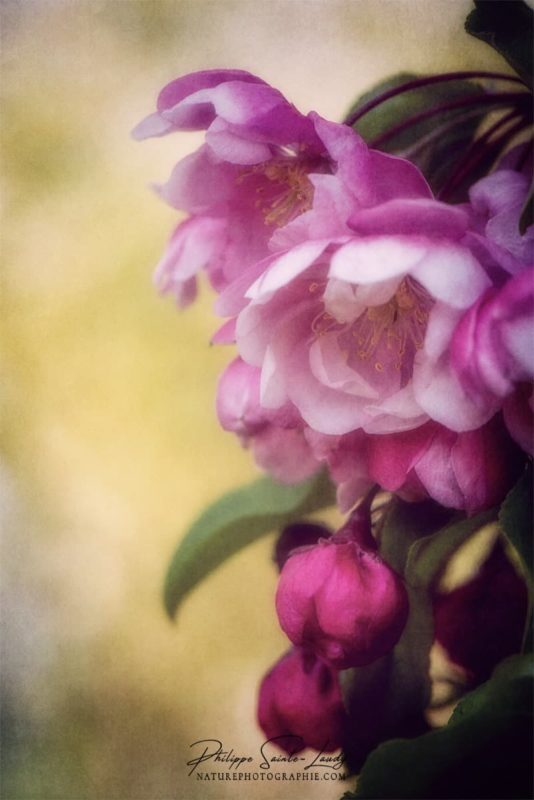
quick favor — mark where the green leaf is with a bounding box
[346,74,477,148]
[353,654,534,799]
[450,653,533,722]
[405,507,498,590]
[345,74,491,197]
[465,1,533,89]
[163,471,336,619]
[378,497,456,575]
[499,463,534,578]
[341,583,434,774]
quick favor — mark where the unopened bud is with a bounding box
[276,513,409,669]
[257,647,347,753]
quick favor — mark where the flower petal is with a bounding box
[411,244,491,309]
[349,198,468,239]
[330,236,428,284]
[246,240,332,300]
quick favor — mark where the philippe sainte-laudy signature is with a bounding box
[186,738,346,776]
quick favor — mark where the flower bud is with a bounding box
[257,647,347,753]
[274,522,332,571]
[434,542,528,683]
[275,515,409,669]
[216,357,265,437]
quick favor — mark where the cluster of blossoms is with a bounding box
[135,70,532,753]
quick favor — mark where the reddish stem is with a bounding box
[439,117,530,201]
[340,486,380,550]
[399,107,491,160]
[344,71,525,128]
[369,92,529,149]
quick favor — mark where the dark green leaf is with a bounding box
[378,497,456,575]
[388,584,434,720]
[499,463,533,579]
[346,72,418,144]
[340,582,434,774]
[465,1,533,89]
[163,471,336,618]
[347,73,484,150]
[450,653,533,722]
[353,654,534,799]
[341,499,452,773]
[405,507,498,590]
[345,73,492,197]
[499,464,533,652]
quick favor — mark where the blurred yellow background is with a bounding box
[1,2,506,798]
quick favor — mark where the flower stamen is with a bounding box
[239,158,314,228]
[350,278,430,371]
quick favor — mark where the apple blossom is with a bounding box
[366,415,524,515]
[451,266,534,454]
[216,357,319,483]
[464,168,534,275]
[237,212,492,439]
[133,69,430,307]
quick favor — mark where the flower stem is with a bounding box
[439,116,530,201]
[349,486,381,550]
[369,92,530,150]
[344,71,526,128]
[397,107,491,160]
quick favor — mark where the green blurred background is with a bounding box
[1,2,505,798]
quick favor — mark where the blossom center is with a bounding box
[238,158,314,227]
[353,279,430,371]
[312,278,432,376]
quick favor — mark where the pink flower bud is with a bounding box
[257,648,347,753]
[275,516,409,669]
[216,357,265,437]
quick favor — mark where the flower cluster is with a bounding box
[136,69,532,756]
[135,69,532,516]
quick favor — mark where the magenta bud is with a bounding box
[257,647,347,754]
[434,542,528,683]
[274,522,332,571]
[275,526,409,669]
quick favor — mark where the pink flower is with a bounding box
[257,647,347,754]
[153,216,225,308]
[236,204,492,439]
[133,70,430,307]
[464,169,534,275]
[451,267,534,454]
[304,429,372,513]
[306,415,523,515]
[275,512,408,669]
[367,416,523,515]
[216,357,319,483]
